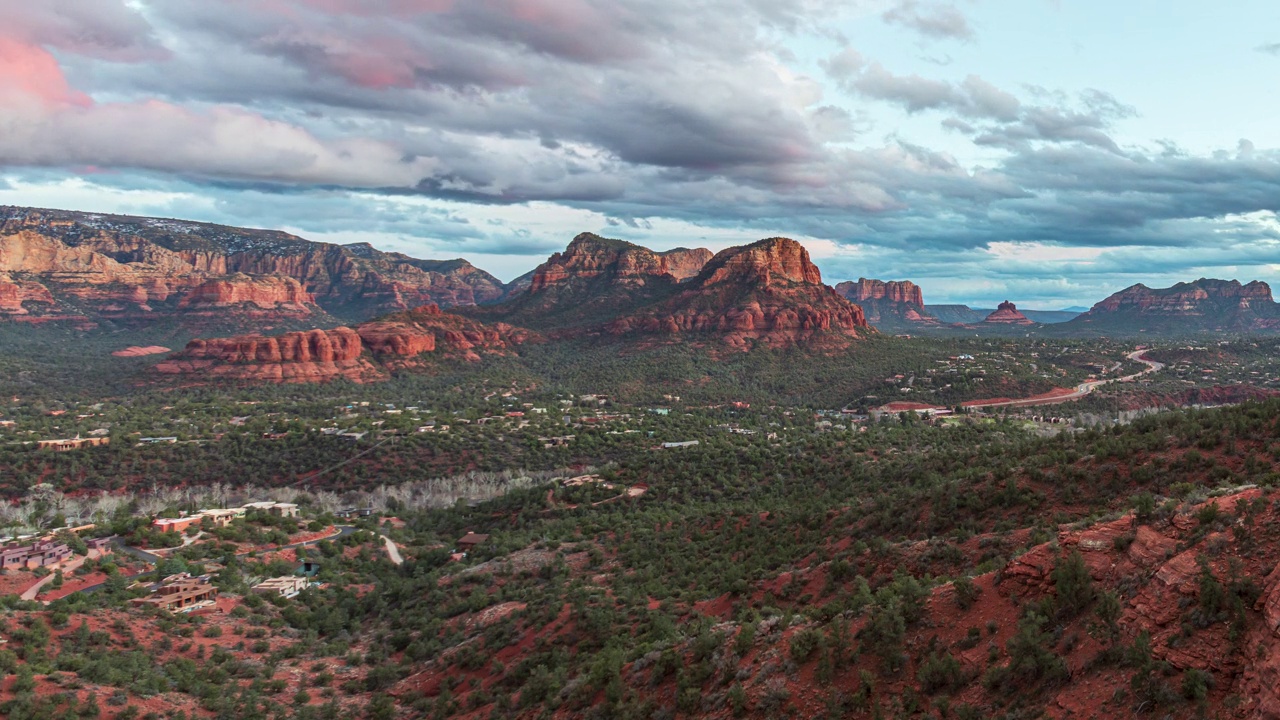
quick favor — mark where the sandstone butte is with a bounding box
[834,278,940,327]
[154,305,540,384]
[604,237,869,348]
[838,278,925,307]
[982,300,1035,325]
[0,206,506,325]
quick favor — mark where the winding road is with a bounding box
[963,350,1164,411]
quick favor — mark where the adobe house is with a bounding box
[37,436,109,451]
[131,575,219,611]
[253,576,309,598]
[0,540,72,569]
[456,532,489,553]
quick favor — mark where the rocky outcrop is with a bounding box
[1092,279,1273,315]
[697,237,823,288]
[0,206,509,328]
[155,305,539,383]
[0,273,56,314]
[982,300,1034,325]
[605,238,868,348]
[835,278,939,330]
[1067,278,1280,335]
[527,234,710,292]
[838,278,925,307]
[357,304,537,365]
[468,234,712,331]
[177,276,314,312]
[155,327,384,383]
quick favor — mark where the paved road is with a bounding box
[20,551,96,601]
[965,350,1164,410]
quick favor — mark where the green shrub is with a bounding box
[917,651,965,694]
[789,627,822,663]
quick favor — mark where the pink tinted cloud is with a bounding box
[244,0,454,17]
[0,37,91,107]
[497,0,596,29]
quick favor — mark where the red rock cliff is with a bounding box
[837,278,925,307]
[0,206,508,327]
[606,238,868,348]
[528,234,711,292]
[156,305,540,383]
[0,273,56,315]
[698,237,823,288]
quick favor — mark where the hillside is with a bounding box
[0,206,507,331]
[1065,279,1280,335]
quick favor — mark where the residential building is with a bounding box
[131,574,218,611]
[242,501,299,518]
[253,576,309,598]
[0,540,72,569]
[37,437,109,451]
[456,532,489,552]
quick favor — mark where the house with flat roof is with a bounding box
[253,576,309,598]
[130,575,218,612]
[37,436,109,451]
[0,540,71,569]
[242,502,300,518]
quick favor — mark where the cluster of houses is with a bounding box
[0,536,112,570]
[150,501,299,533]
[131,569,315,612]
[1,540,72,569]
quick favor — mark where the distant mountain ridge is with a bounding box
[0,206,507,331]
[1064,278,1280,334]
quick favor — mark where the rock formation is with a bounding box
[838,278,925,307]
[834,278,938,330]
[155,305,539,383]
[0,272,56,315]
[1067,278,1280,334]
[526,234,711,293]
[982,300,1034,325]
[0,206,508,328]
[604,238,869,348]
[468,233,713,331]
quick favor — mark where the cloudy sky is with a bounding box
[1,0,1279,308]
